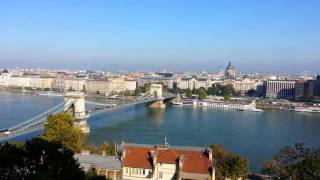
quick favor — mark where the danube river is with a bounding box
[1,91,320,172]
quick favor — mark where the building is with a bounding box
[29,77,54,90]
[222,78,261,95]
[306,75,320,97]
[7,76,31,88]
[52,78,66,91]
[85,80,110,95]
[65,79,86,92]
[121,143,214,180]
[75,152,121,180]
[224,62,236,79]
[295,75,320,100]
[264,80,296,99]
[0,69,11,86]
[176,77,211,90]
[295,80,308,100]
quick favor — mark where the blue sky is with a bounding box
[0,0,319,72]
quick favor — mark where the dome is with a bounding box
[226,62,234,70]
[1,69,9,73]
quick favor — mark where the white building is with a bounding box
[265,80,296,99]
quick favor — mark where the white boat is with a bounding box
[172,101,183,105]
[108,95,118,99]
[295,107,320,113]
[237,107,263,112]
[36,91,64,97]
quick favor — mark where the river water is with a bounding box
[1,91,320,172]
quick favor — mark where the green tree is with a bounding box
[99,141,116,156]
[41,112,84,152]
[143,83,151,93]
[85,170,108,180]
[224,95,231,101]
[184,88,192,98]
[210,144,249,180]
[196,87,207,100]
[222,84,236,96]
[135,86,143,95]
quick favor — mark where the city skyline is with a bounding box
[1,0,320,73]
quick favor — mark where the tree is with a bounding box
[224,95,231,101]
[99,141,116,156]
[261,143,320,179]
[184,88,192,98]
[222,84,236,96]
[41,112,84,153]
[210,144,249,180]
[0,138,85,180]
[135,86,143,95]
[85,170,108,180]
[196,87,207,100]
[143,83,151,93]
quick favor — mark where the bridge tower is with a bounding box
[148,84,166,108]
[64,92,90,133]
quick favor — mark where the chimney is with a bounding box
[211,167,215,180]
[209,148,213,163]
[177,155,184,180]
[150,150,157,168]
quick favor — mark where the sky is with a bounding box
[0,0,319,73]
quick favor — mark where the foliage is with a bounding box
[224,95,231,101]
[0,138,85,180]
[85,141,116,156]
[143,83,151,93]
[261,143,320,179]
[184,88,192,98]
[210,144,249,180]
[196,87,207,100]
[135,86,143,95]
[162,84,171,93]
[41,112,84,153]
[85,170,108,180]
[99,141,116,155]
[207,84,237,96]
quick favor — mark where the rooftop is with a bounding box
[122,143,211,175]
[74,154,121,170]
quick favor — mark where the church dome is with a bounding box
[1,69,9,73]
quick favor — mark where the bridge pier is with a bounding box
[64,92,90,133]
[148,84,166,109]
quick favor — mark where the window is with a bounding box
[125,167,128,174]
[159,172,163,179]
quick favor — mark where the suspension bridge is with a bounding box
[0,84,175,142]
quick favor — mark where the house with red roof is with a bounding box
[121,143,215,180]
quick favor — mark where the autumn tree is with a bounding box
[210,144,249,180]
[41,112,84,152]
[261,143,320,179]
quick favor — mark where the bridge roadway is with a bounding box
[0,92,174,142]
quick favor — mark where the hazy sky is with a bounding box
[0,0,319,73]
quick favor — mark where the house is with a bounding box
[74,152,122,180]
[121,143,214,180]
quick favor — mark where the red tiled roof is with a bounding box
[123,146,153,169]
[122,145,211,175]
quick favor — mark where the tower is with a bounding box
[64,92,90,133]
[225,61,236,79]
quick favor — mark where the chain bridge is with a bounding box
[0,84,174,142]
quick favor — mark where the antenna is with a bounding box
[164,136,169,147]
